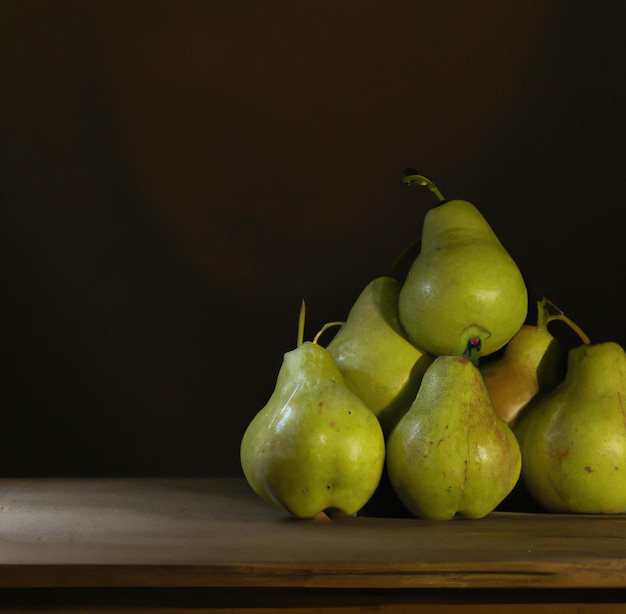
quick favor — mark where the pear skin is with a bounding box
[326,276,433,435]
[481,298,590,424]
[386,355,522,520]
[240,341,385,519]
[481,324,564,424]
[398,199,528,358]
[513,341,626,514]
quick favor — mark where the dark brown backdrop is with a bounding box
[1,1,625,477]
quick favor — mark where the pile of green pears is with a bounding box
[240,171,626,520]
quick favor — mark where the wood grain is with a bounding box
[1,478,626,591]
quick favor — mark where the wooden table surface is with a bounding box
[1,477,626,611]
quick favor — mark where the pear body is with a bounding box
[514,342,626,514]
[481,324,564,424]
[326,276,433,435]
[398,200,528,357]
[386,355,521,520]
[240,341,385,518]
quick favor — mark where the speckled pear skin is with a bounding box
[514,342,626,514]
[240,341,385,519]
[398,199,528,358]
[326,276,433,435]
[386,355,522,520]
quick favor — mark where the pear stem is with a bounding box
[539,297,591,345]
[297,300,306,347]
[401,169,446,203]
[313,321,345,345]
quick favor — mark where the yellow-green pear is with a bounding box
[240,338,385,519]
[513,341,626,514]
[397,172,528,359]
[326,276,433,435]
[386,355,521,520]
[481,298,590,424]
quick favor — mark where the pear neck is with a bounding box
[280,342,342,389]
[566,343,625,390]
[421,200,497,250]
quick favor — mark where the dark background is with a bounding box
[1,1,624,477]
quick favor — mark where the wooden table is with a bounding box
[1,478,626,612]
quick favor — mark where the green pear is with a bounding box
[397,172,528,359]
[513,341,626,514]
[326,276,433,435]
[240,339,385,519]
[386,355,522,520]
[481,298,590,424]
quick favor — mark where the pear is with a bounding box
[481,298,590,424]
[240,310,385,518]
[397,172,528,359]
[386,355,521,520]
[513,341,626,514]
[326,276,433,435]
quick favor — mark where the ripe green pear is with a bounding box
[386,355,522,520]
[398,198,528,358]
[240,341,385,519]
[326,276,433,435]
[513,341,626,514]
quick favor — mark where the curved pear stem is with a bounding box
[297,300,306,347]
[312,321,345,345]
[538,297,591,345]
[401,168,446,203]
[296,302,345,347]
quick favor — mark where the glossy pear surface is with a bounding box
[386,355,521,520]
[398,199,528,357]
[481,324,564,424]
[240,341,385,519]
[326,276,433,435]
[514,342,626,514]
